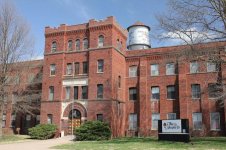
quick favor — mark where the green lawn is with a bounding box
[52,137,226,150]
[0,135,30,144]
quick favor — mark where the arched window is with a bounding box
[51,41,57,52]
[117,39,120,49]
[83,38,88,50]
[98,35,104,47]
[68,40,73,51]
[75,39,80,50]
[68,109,81,119]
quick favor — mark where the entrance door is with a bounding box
[68,109,81,134]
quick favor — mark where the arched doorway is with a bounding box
[68,109,81,134]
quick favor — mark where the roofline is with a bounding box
[127,24,151,31]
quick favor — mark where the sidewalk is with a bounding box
[0,135,74,150]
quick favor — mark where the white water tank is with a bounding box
[127,21,151,50]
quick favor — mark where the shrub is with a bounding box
[75,121,111,141]
[28,124,57,140]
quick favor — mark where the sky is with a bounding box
[11,0,171,59]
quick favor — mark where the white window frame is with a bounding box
[49,86,54,101]
[66,63,73,75]
[210,112,220,130]
[207,62,217,72]
[151,86,160,101]
[50,64,56,76]
[98,35,104,47]
[47,114,53,124]
[68,40,73,51]
[151,64,159,76]
[192,113,202,130]
[129,66,137,77]
[152,113,160,130]
[167,113,176,120]
[65,87,70,100]
[166,63,175,75]
[129,113,137,130]
[191,84,201,99]
[190,61,199,73]
[75,39,80,50]
[51,41,57,52]
[97,60,104,73]
[83,38,88,50]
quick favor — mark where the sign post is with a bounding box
[158,119,190,142]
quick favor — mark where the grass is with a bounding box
[0,135,30,144]
[52,137,226,150]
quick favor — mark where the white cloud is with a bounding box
[31,55,44,60]
[161,27,218,45]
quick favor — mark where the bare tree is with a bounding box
[155,0,226,127]
[156,0,226,45]
[0,1,38,137]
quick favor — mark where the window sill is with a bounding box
[151,99,160,101]
[97,72,104,74]
[64,74,73,76]
[210,129,221,131]
[193,129,203,131]
[209,98,218,100]
[50,75,56,77]
[150,75,159,77]
[166,74,176,76]
[167,99,176,100]
[151,128,158,130]
[192,98,201,100]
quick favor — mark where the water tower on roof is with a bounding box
[127,21,151,50]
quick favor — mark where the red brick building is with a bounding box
[5,16,225,137]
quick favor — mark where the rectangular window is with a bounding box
[96,114,103,122]
[129,87,137,100]
[50,64,56,76]
[129,66,137,77]
[151,64,159,76]
[167,85,176,99]
[97,60,104,73]
[191,84,201,99]
[82,86,88,99]
[210,112,220,130]
[152,113,160,130]
[190,61,199,73]
[97,84,103,99]
[166,63,175,75]
[129,113,137,130]
[10,114,16,127]
[151,86,160,100]
[208,83,220,98]
[65,87,70,100]
[74,62,79,75]
[167,113,176,120]
[2,114,6,128]
[47,114,53,124]
[49,86,54,100]
[207,62,217,72]
[193,113,202,130]
[74,86,78,100]
[83,62,88,74]
[66,63,72,75]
